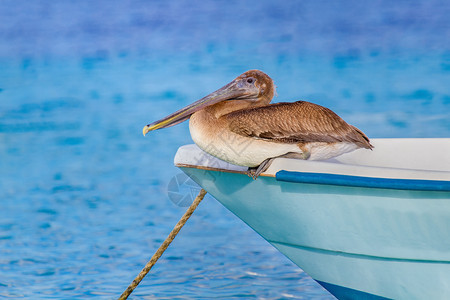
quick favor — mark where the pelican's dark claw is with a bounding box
[246,157,276,180]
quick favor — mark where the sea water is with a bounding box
[0,1,449,299]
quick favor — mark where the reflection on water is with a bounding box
[1,0,449,299]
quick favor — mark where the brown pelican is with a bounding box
[143,70,373,179]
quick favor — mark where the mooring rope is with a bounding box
[118,188,207,300]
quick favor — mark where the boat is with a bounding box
[174,138,450,299]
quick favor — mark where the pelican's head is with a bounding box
[143,70,275,135]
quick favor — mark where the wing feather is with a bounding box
[224,101,373,149]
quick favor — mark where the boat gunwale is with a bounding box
[176,163,450,192]
[175,163,275,177]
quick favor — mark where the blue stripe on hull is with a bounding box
[276,170,450,191]
[316,281,392,300]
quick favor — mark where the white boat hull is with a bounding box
[175,139,450,299]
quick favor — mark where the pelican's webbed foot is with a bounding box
[246,158,275,180]
[246,168,257,180]
[246,151,311,180]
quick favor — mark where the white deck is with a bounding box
[174,138,450,181]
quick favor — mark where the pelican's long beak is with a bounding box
[143,78,256,136]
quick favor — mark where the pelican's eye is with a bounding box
[246,77,255,84]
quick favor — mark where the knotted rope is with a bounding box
[119,189,207,300]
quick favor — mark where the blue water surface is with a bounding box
[1,1,449,299]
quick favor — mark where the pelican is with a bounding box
[143,70,373,179]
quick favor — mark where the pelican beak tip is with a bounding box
[143,125,150,136]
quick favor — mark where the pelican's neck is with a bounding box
[205,99,268,119]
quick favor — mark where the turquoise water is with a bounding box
[1,1,449,299]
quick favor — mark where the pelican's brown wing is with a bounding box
[224,101,373,149]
